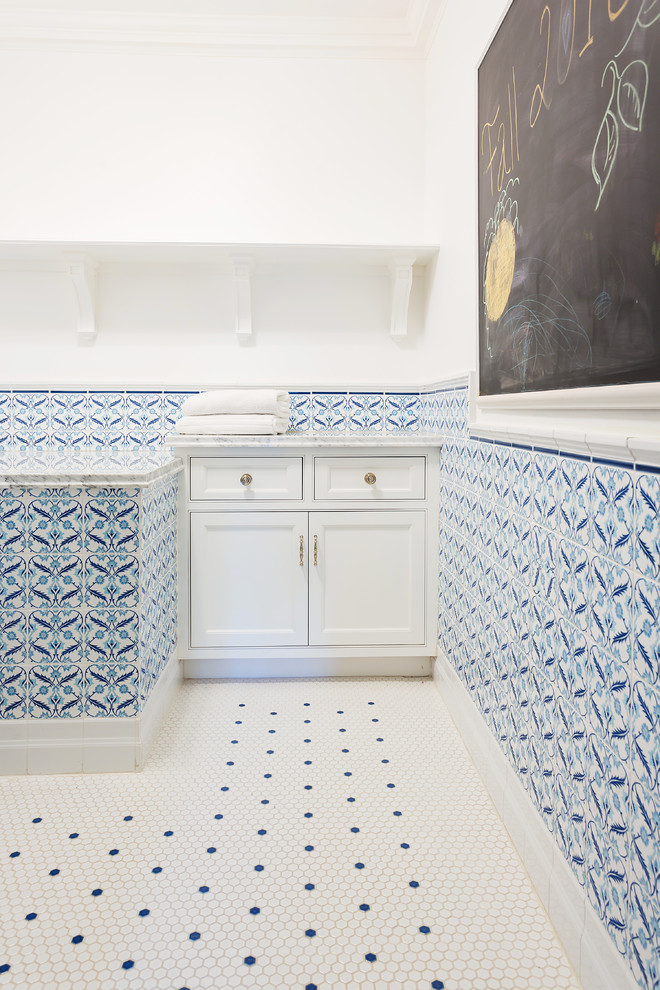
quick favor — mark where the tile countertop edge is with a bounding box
[166,432,446,448]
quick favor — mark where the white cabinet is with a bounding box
[177,445,439,676]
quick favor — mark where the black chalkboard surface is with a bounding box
[478,0,660,396]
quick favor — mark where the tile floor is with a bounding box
[0,678,583,990]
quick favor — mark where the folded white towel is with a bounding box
[175,414,288,436]
[181,389,290,418]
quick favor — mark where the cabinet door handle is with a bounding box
[240,473,253,487]
[364,472,376,485]
[299,535,304,566]
[313,534,318,566]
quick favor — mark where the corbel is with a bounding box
[65,253,99,342]
[230,253,253,341]
[389,256,416,338]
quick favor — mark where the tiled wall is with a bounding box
[0,388,460,447]
[437,385,660,990]
[0,475,178,720]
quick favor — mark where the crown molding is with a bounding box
[0,2,447,58]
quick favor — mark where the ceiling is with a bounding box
[0,0,447,57]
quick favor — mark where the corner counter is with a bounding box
[0,447,183,775]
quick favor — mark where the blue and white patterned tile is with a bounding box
[12,392,50,447]
[384,393,420,433]
[492,506,511,563]
[630,782,660,903]
[528,733,555,831]
[163,391,194,436]
[84,662,139,717]
[628,880,660,990]
[0,664,27,718]
[476,498,494,556]
[126,392,163,447]
[0,610,26,664]
[532,451,558,529]
[555,772,587,887]
[492,444,512,506]
[49,392,90,447]
[586,818,629,958]
[510,446,534,517]
[287,392,310,432]
[88,392,126,448]
[588,731,630,860]
[589,644,631,762]
[531,596,557,681]
[0,491,26,553]
[592,555,633,664]
[0,554,27,609]
[475,441,494,499]
[347,393,384,433]
[556,539,591,632]
[84,493,139,552]
[27,554,83,609]
[311,393,347,432]
[592,464,635,567]
[631,679,660,795]
[634,578,660,687]
[27,493,83,553]
[0,391,11,446]
[27,664,83,718]
[636,472,660,581]
[509,576,532,649]
[556,620,588,717]
[558,456,591,545]
[27,610,84,664]
[84,553,140,608]
[531,528,557,604]
[509,514,532,579]
[556,694,589,805]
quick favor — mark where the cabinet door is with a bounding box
[308,511,425,647]
[189,512,308,648]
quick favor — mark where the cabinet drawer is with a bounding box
[314,456,425,500]
[190,457,303,501]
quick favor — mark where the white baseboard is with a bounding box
[183,655,432,679]
[432,653,638,990]
[0,651,182,775]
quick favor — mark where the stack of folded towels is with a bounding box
[175,389,290,435]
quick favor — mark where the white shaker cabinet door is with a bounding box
[189,511,308,648]
[307,511,426,647]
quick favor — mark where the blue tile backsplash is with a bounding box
[437,385,660,990]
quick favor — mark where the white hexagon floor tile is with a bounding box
[0,677,583,990]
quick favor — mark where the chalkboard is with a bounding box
[478,0,660,396]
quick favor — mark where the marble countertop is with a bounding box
[0,447,183,486]
[167,431,444,448]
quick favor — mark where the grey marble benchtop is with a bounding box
[0,447,183,487]
[167,431,444,449]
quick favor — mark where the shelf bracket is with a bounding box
[389,256,416,338]
[231,253,253,342]
[65,253,99,342]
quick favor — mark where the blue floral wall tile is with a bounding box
[50,392,90,447]
[163,392,193,434]
[288,392,310,432]
[84,553,139,608]
[558,457,591,545]
[628,881,660,990]
[347,393,383,432]
[311,393,347,431]
[532,452,559,529]
[631,679,660,794]
[0,492,26,553]
[509,515,532,579]
[588,732,630,860]
[27,493,82,553]
[589,645,631,762]
[630,782,660,905]
[493,445,511,506]
[27,610,83,664]
[384,394,420,433]
[556,621,588,717]
[0,554,27,609]
[531,596,557,681]
[0,391,11,446]
[27,664,82,717]
[27,554,83,609]
[84,662,139,717]
[555,772,587,887]
[492,506,510,563]
[12,392,50,446]
[635,472,660,581]
[0,610,26,663]
[84,494,139,552]
[556,695,588,805]
[0,664,26,718]
[509,576,531,647]
[126,392,163,447]
[592,465,634,567]
[475,442,494,498]
[531,528,557,604]
[88,392,126,447]
[556,540,591,632]
[634,578,660,686]
[510,447,534,516]
[591,556,633,664]
[586,819,629,957]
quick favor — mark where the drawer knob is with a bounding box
[364,472,377,485]
[240,473,253,487]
